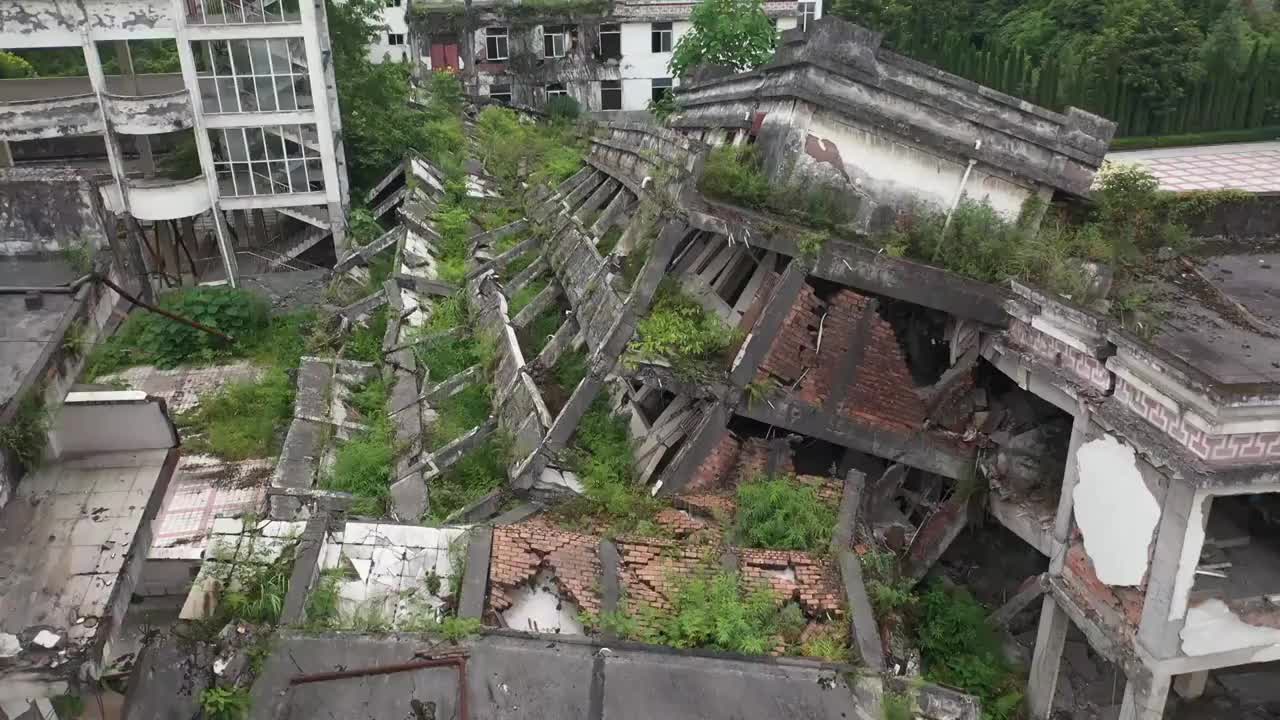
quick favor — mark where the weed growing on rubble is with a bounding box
[882,691,913,720]
[303,569,344,629]
[916,583,1024,720]
[647,570,782,655]
[508,277,548,317]
[559,398,662,535]
[631,284,739,380]
[0,386,50,469]
[179,368,293,460]
[324,376,394,516]
[735,477,836,552]
[343,306,388,362]
[428,383,492,450]
[427,434,510,523]
[473,106,585,192]
[200,687,251,720]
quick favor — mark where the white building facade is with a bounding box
[0,0,351,285]
[408,0,821,114]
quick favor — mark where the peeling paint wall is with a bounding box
[0,0,174,48]
[1073,434,1162,586]
[102,91,194,134]
[0,94,104,142]
[1180,599,1280,657]
[0,168,113,253]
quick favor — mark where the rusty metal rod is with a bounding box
[95,273,235,344]
[288,655,469,720]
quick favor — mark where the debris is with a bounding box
[0,633,19,658]
[32,630,61,649]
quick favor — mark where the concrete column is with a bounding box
[299,0,350,251]
[1026,595,1071,720]
[234,209,253,250]
[1049,405,1090,575]
[1119,670,1171,720]
[114,40,156,176]
[1137,480,1204,659]
[1173,671,1208,700]
[82,36,131,215]
[170,1,239,286]
[0,141,12,168]
[252,208,271,246]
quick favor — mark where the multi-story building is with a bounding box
[369,0,411,62]
[407,0,821,113]
[0,0,351,287]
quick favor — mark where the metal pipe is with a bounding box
[96,273,235,343]
[288,655,469,720]
[935,157,979,261]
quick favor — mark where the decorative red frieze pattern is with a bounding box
[1008,319,1111,392]
[1114,378,1280,466]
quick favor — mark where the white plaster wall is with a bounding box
[501,569,585,635]
[801,110,1036,219]
[368,3,410,63]
[777,16,798,31]
[1180,599,1280,657]
[1072,434,1161,586]
[48,393,177,457]
[0,0,175,48]
[126,177,214,221]
[615,21,688,110]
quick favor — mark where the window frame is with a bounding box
[651,76,673,104]
[798,1,816,30]
[387,32,405,46]
[485,26,510,61]
[546,82,568,98]
[600,79,622,111]
[651,21,673,53]
[194,38,313,114]
[209,124,324,197]
[543,25,567,58]
[489,84,512,104]
[599,22,622,59]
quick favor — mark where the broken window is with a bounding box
[193,39,312,114]
[544,25,568,58]
[798,1,816,30]
[546,82,568,98]
[489,83,512,104]
[600,79,622,110]
[485,26,509,61]
[651,77,673,104]
[209,124,324,197]
[187,0,301,25]
[1192,493,1280,607]
[651,22,673,53]
[385,0,401,6]
[599,23,621,59]
[387,32,405,46]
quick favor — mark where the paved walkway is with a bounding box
[1105,141,1280,193]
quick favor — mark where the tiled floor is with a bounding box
[1106,142,1280,193]
[98,362,263,414]
[0,449,169,654]
[150,455,269,559]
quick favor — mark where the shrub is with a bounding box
[0,387,49,468]
[632,285,739,378]
[348,207,383,247]
[344,306,388,362]
[735,477,836,551]
[87,288,268,374]
[427,435,509,522]
[699,145,770,208]
[326,420,395,516]
[508,278,547,316]
[546,94,581,121]
[915,583,1024,720]
[428,383,491,450]
[200,687,251,720]
[650,570,781,655]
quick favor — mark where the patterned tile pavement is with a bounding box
[150,455,270,558]
[1105,142,1280,193]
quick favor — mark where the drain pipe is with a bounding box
[935,144,981,262]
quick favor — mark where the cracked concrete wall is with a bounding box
[0,0,173,47]
[0,94,104,142]
[101,91,194,134]
[0,168,112,253]
[1073,434,1162,587]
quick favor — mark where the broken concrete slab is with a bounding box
[389,472,427,523]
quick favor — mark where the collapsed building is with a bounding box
[2,12,1278,720]
[407,0,821,112]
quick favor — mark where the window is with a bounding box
[385,0,401,6]
[651,77,672,104]
[600,79,622,110]
[490,84,512,104]
[209,124,324,197]
[193,39,313,114]
[387,33,405,46]
[599,23,621,59]
[798,1,816,30]
[485,27,509,60]
[546,82,567,98]
[651,22,672,53]
[187,0,300,25]
[544,25,567,58]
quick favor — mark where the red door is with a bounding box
[430,43,460,71]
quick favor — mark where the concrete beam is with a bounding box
[458,525,494,619]
[599,539,621,641]
[988,574,1047,628]
[837,550,884,672]
[278,512,329,626]
[1026,596,1071,720]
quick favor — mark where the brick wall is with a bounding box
[758,285,927,434]
[686,430,741,491]
[488,519,602,618]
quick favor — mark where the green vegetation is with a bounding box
[329,0,465,191]
[631,285,739,379]
[179,369,294,460]
[523,305,564,359]
[1110,125,1280,149]
[555,398,662,535]
[883,691,914,720]
[546,95,582,121]
[200,687,251,720]
[645,571,782,654]
[508,278,548,316]
[698,146,853,230]
[473,106,586,191]
[428,384,492,449]
[669,0,778,78]
[832,0,1280,136]
[86,288,270,376]
[916,584,1024,720]
[427,435,510,522]
[50,695,84,719]
[7,40,180,77]
[348,207,385,247]
[0,386,49,469]
[859,549,918,619]
[344,306,389,362]
[735,477,837,552]
[325,378,394,516]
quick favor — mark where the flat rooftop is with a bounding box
[1143,246,1280,391]
[0,255,80,410]
[1105,141,1280,194]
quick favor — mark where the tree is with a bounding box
[668,0,777,79]
[0,51,35,79]
[1086,0,1204,115]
